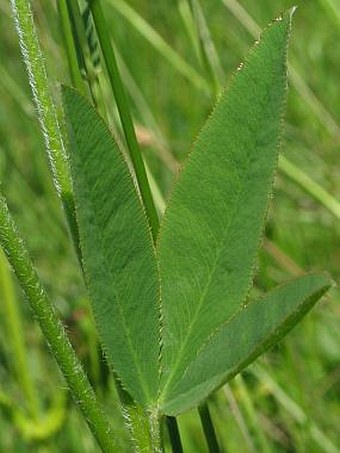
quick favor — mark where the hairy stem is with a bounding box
[0,195,116,452]
[116,384,163,452]
[10,0,80,257]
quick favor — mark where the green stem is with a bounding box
[0,250,40,421]
[252,366,339,453]
[189,0,224,93]
[224,384,256,451]
[10,0,80,258]
[232,375,272,453]
[178,0,202,64]
[132,408,162,453]
[88,0,159,241]
[107,0,210,95]
[0,195,116,452]
[116,384,163,452]
[61,8,164,448]
[279,156,340,220]
[166,416,183,453]
[198,403,220,453]
[67,0,90,64]
[57,0,86,94]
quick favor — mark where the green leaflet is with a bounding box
[62,87,160,406]
[62,9,331,421]
[161,274,331,415]
[158,12,293,396]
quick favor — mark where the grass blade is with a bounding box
[221,0,340,138]
[279,156,340,220]
[105,0,210,95]
[252,366,340,453]
[57,0,86,95]
[230,375,272,453]
[198,403,220,453]
[166,416,184,453]
[189,0,225,90]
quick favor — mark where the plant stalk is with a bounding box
[57,0,86,95]
[60,5,165,450]
[88,0,160,241]
[252,366,339,453]
[10,0,81,258]
[107,0,210,95]
[198,403,220,453]
[166,416,184,453]
[116,383,163,452]
[279,156,340,220]
[188,0,224,93]
[232,375,272,453]
[0,195,116,452]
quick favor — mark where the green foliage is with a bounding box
[2,0,338,450]
[158,11,291,398]
[62,9,331,424]
[162,274,330,415]
[62,86,160,406]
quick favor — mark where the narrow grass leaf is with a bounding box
[106,0,210,94]
[62,87,160,406]
[162,274,332,414]
[158,11,293,396]
[190,0,225,90]
[221,0,340,138]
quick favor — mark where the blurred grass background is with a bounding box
[0,0,339,451]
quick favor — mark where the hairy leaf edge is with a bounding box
[62,85,162,406]
[161,273,332,415]
[157,8,295,395]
